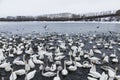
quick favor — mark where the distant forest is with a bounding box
[0,10,120,21]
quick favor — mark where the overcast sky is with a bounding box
[0,0,120,17]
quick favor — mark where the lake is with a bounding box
[0,21,120,34]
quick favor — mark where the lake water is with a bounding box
[0,21,120,34]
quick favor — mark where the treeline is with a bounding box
[0,10,120,21]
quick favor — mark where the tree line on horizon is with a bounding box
[0,10,120,21]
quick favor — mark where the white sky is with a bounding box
[0,0,120,17]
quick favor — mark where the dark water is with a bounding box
[0,22,120,34]
[0,22,120,80]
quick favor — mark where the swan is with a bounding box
[68,62,77,71]
[80,42,84,47]
[74,54,81,61]
[0,49,5,62]
[109,44,113,49]
[25,47,33,55]
[62,61,68,76]
[53,71,61,80]
[71,46,77,51]
[99,72,108,80]
[112,57,118,63]
[75,61,82,68]
[89,57,101,64]
[57,66,63,71]
[55,52,64,56]
[87,76,97,80]
[8,50,14,57]
[55,47,60,53]
[28,58,35,68]
[89,49,94,56]
[55,61,61,65]
[16,47,23,55]
[32,55,44,64]
[90,63,96,72]
[50,63,56,71]
[9,69,17,80]
[14,69,25,76]
[54,55,65,60]
[0,61,12,71]
[103,55,109,63]
[42,70,56,77]
[93,49,102,54]
[82,61,91,68]
[25,70,36,80]
[108,69,115,78]
[110,49,116,58]
[65,52,73,65]
[13,57,25,65]
[88,71,101,78]
[59,43,66,49]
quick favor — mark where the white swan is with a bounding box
[0,61,12,71]
[75,61,82,68]
[42,70,56,77]
[110,49,116,58]
[14,69,25,76]
[100,72,108,80]
[82,61,91,68]
[9,69,17,80]
[89,49,94,56]
[112,57,118,63]
[28,58,35,68]
[89,57,101,64]
[53,71,61,80]
[50,63,56,71]
[87,76,97,80]
[25,47,33,54]
[88,71,101,78]
[62,61,68,76]
[103,55,109,63]
[13,57,25,65]
[32,55,44,64]
[25,70,36,80]
[94,49,102,54]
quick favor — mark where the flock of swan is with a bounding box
[0,32,120,80]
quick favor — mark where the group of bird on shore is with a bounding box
[0,32,120,80]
